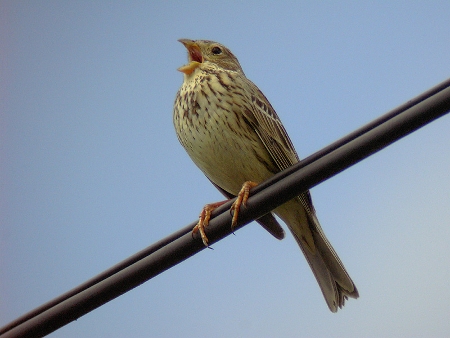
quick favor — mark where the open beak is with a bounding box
[177,39,203,75]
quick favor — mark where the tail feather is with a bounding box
[275,198,358,312]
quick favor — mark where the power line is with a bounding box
[1,77,450,338]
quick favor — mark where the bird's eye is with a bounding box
[211,46,222,55]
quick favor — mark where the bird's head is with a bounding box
[177,39,244,75]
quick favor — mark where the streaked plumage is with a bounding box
[173,39,358,312]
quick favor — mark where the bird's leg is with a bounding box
[193,181,258,246]
[231,181,258,229]
[193,201,227,246]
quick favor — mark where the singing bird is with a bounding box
[173,39,358,312]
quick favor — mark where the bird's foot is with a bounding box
[193,181,258,246]
[193,201,227,246]
[230,181,258,229]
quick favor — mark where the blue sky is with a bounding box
[2,1,450,337]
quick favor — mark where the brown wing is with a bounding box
[240,78,316,215]
[246,87,299,170]
[239,77,358,310]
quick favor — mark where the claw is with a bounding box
[193,181,258,245]
[192,201,227,246]
[230,181,258,229]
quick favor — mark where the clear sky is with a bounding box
[2,1,450,337]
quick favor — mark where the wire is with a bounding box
[1,77,450,338]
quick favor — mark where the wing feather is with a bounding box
[241,79,315,214]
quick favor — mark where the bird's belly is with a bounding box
[177,113,277,196]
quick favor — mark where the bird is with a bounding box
[173,39,358,312]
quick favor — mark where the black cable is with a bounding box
[1,78,450,338]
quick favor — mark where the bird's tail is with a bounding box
[274,197,359,312]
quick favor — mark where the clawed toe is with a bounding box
[193,181,258,245]
[230,181,258,229]
[193,201,227,246]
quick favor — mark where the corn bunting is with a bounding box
[173,39,358,312]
